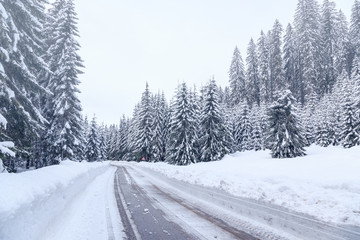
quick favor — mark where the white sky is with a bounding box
[74,0,353,125]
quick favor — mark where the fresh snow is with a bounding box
[134,145,360,226]
[0,141,15,157]
[0,161,122,240]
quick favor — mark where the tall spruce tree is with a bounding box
[199,78,230,162]
[257,31,271,104]
[246,38,260,107]
[229,46,246,106]
[44,0,84,163]
[0,0,49,171]
[133,83,153,162]
[269,19,285,101]
[283,24,298,99]
[85,116,99,162]
[294,0,322,104]
[267,90,306,158]
[167,83,197,165]
[350,0,360,60]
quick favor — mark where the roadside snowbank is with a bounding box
[0,161,110,240]
[133,145,360,226]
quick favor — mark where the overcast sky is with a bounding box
[73,0,353,125]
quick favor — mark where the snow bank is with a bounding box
[134,145,360,226]
[0,161,110,240]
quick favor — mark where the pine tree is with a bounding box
[85,116,99,162]
[0,0,49,170]
[229,46,246,106]
[234,103,253,151]
[350,0,360,60]
[341,97,359,148]
[283,24,298,99]
[44,0,84,163]
[98,124,107,160]
[269,19,285,101]
[319,0,339,95]
[134,83,153,162]
[151,93,168,162]
[257,31,271,104]
[294,0,322,104]
[267,90,306,158]
[167,83,198,165]
[199,78,230,162]
[246,38,260,107]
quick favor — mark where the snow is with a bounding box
[0,161,119,240]
[0,113,7,127]
[134,145,360,226]
[0,141,15,157]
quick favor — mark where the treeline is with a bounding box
[92,0,360,165]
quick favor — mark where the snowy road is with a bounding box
[113,162,360,240]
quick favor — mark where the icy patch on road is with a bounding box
[123,145,360,226]
[0,161,112,240]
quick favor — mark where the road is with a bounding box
[112,163,360,240]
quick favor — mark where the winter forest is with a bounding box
[1,0,360,172]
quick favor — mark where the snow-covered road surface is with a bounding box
[113,162,360,240]
[39,167,125,240]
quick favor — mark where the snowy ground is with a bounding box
[134,145,360,227]
[0,161,124,240]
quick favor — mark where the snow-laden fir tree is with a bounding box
[294,0,322,104]
[85,116,100,162]
[246,39,260,107]
[133,83,153,162]
[0,0,49,170]
[151,92,168,162]
[229,46,246,106]
[319,0,339,95]
[44,0,84,163]
[340,97,359,148]
[167,83,198,165]
[269,19,285,101]
[98,124,107,160]
[198,78,231,162]
[283,24,298,99]
[250,106,264,151]
[257,30,271,103]
[118,115,129,160]
[350,0,360,61]
[334,10,351,77]
[234,103,253,152]
[267,90,306,158]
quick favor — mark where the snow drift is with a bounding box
[134,145,360,226]
[0,161,109,240]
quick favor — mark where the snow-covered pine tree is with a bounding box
[319,0,339,95]
[266,90,306,158]
[350,0,360,61]
[283,24,298,99]
[257,30,271,104]
[246,38,260,107]
[250,106,264,151]
[340,97,359,148]
[85,116,100,162]
[167,82,198,165]
[0,0,49,170]
[151,92,168,162]
[234,103,253,152]
[269,19,285,101]
[229,46,246,106]
[294,0,322,104]
[98,124,107,161]
[133,83,153,162]
[198,78,230,162]
[44,0,84,163]
[334,10,351,78]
